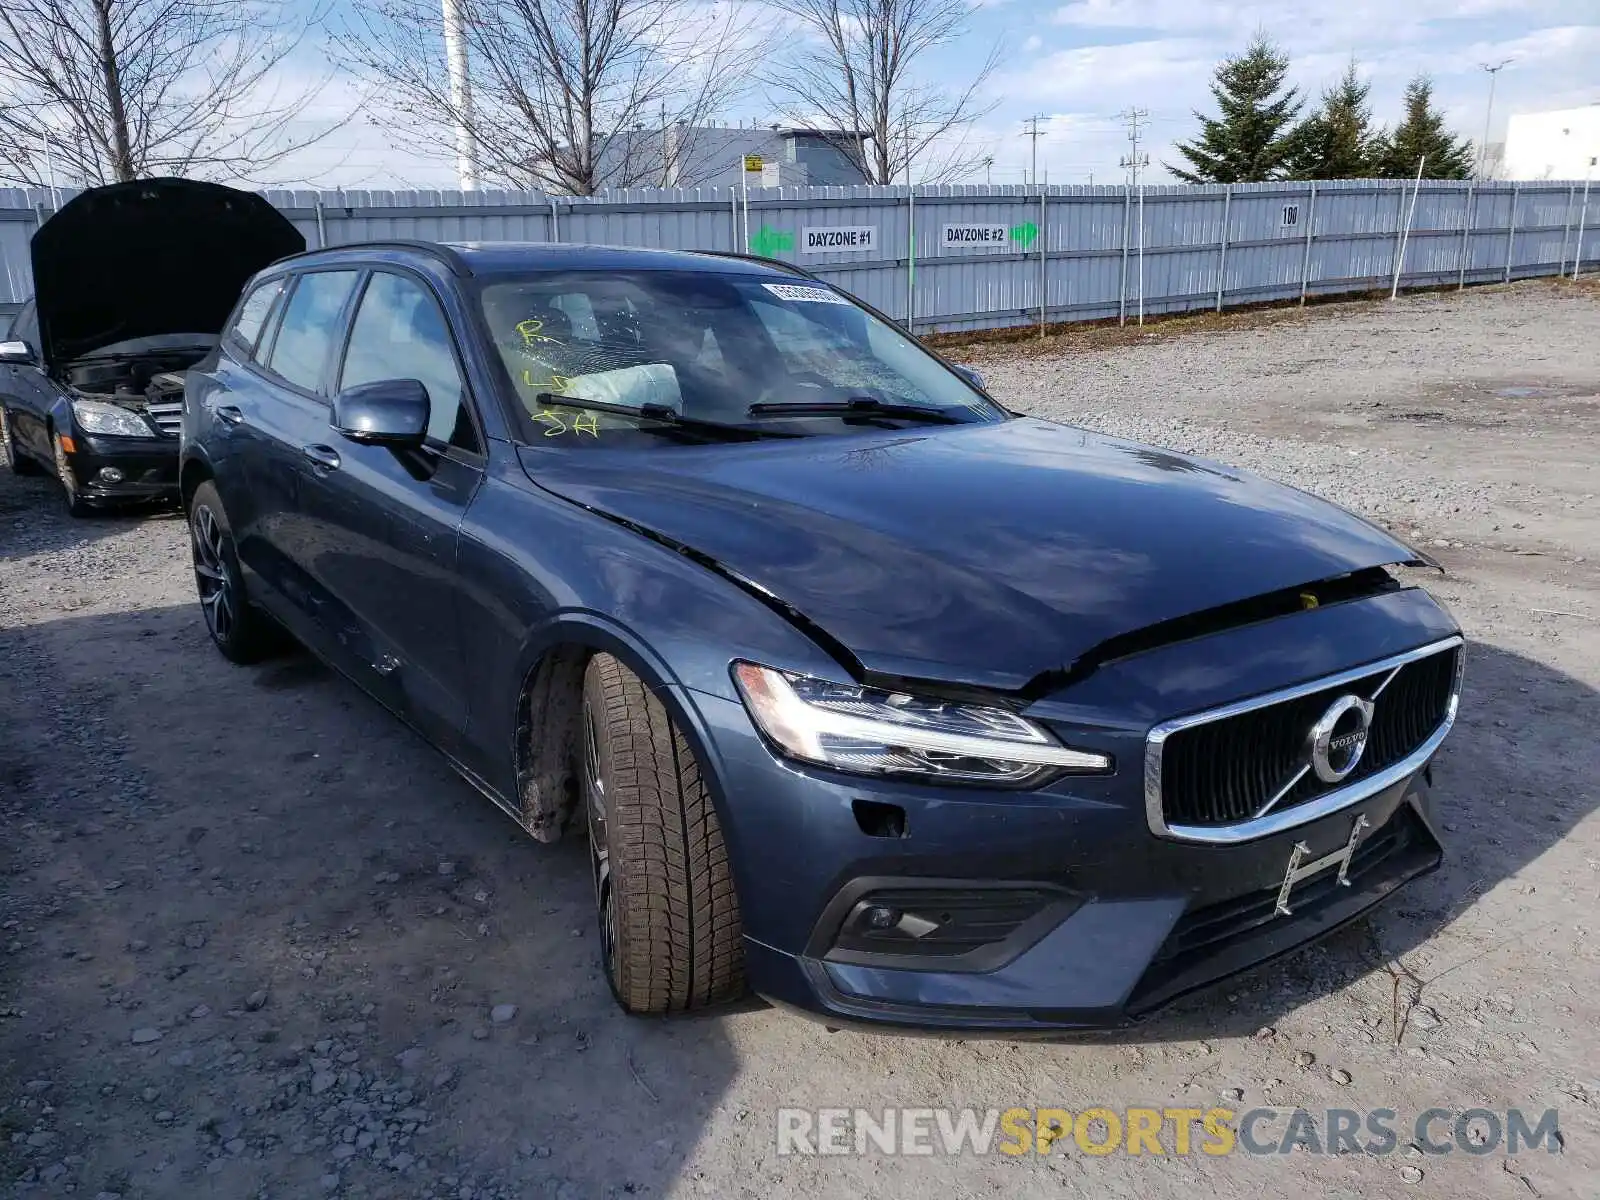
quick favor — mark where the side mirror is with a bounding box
[0,339,36,365]
[332,378,430,448]
[952,364,985,391]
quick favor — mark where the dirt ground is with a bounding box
[2,279,1597,1200]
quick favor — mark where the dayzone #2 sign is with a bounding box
[801,226,877,253]
[942,224,1010,249]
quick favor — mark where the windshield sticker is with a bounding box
[761,283,851,305]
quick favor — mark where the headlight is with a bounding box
[732,662,1112,787]
[72,399,152,437]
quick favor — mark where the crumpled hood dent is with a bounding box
[522,419,1422,692]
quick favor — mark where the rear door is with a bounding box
[198,276,290,544]
[245,268,365,658]
[313,268,487,751]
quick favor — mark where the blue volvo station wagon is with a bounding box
[180,241,1463,1032]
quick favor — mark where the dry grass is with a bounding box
[922,275,1600,363]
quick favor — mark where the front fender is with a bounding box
[455,461,852,813]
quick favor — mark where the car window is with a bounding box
[339,271,478,452]
[265,271,360,393]
[229,279,286,360]
[7,300,38,352]
[479,271,1002,447]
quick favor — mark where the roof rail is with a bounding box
[277,239,473,278]
[691,250,818,280]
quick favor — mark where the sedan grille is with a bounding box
[1153,641,1460,832]
[145,399,183,437]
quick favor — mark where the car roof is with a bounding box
[267,240,808,280]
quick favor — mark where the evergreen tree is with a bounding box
[1373,76,1474,179]
[1169,34,1303,183]
[1283,59,1378,179]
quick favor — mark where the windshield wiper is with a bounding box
[746,397,968,424]
[533,393,798,440]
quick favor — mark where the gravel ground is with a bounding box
[2,279,1598,1200]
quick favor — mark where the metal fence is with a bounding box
[2,179,1595,331]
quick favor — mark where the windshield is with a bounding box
[478,270,1004,446]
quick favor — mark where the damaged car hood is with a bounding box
[523,418,1422,691]
[30,178,305,370]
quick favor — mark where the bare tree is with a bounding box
[0,0,344,189]
[763,0,998,184]
[339,0,758,195]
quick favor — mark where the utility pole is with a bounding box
[1118,107,1150,186]
[1477,59,1511,182]
[440,0,480,190]
[1023,115,1048,186]
[982,155,994,184]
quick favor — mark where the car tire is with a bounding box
[580,653,745,1014]
[0,407,44,476]
[188,480,284,664]
[50,428,94,517]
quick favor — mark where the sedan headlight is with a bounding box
[732,662,1111,787]
[72,399,153,438]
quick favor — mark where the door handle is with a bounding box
[301,444,342,472]
[215,405,244,426]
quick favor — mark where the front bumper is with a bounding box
[65,432,179,501]
[740,770,1439,1034]
[690,588,1459,1034]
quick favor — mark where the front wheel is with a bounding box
[188,481,284,663]
[580,654,745,1014]
[51,430,93,516]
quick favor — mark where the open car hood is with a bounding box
[31,178,305,369]
[523,418,1428,692]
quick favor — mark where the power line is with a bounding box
[1118,107,1150,187]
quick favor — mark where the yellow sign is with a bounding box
[743,155,763,172]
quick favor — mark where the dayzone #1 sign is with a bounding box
[801,226,877,253]
[942,224,1010,249]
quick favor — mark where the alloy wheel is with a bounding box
[582,700,621,988]
[0,408,13,470]
[191,503,236,645]
[52,433,74,492]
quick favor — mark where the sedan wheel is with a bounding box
[51,431,92,516]
[579,654,745,1014]
[187,480,284,664]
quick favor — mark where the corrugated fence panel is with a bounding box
[1,180,1596,326]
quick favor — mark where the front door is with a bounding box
[305,269,487,752]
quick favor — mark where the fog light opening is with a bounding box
[97,466,124,484]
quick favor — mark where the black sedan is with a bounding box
[179,240,1463,1031]
[0,178,302,513]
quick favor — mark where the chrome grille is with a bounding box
[145,399,183,436]
[1145,638,1463,842]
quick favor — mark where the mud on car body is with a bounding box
[0,179,303,514]
[180,240,1463,1031]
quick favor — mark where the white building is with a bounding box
[1503,105,1600,181]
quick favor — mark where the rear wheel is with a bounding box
[0,407,44,475]
[51,429,93,517]
[580,654,745,1014]
[188,480,283,663]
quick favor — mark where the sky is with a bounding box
[260,0,1600,190]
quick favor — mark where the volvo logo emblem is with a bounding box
[1307,693,1375,783]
